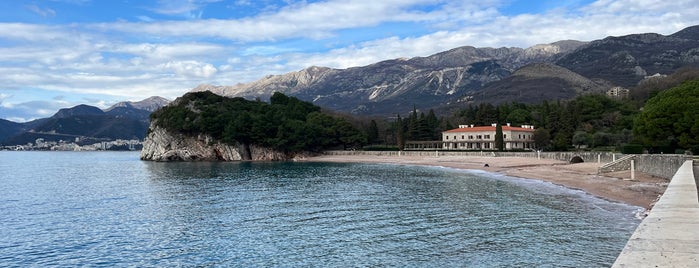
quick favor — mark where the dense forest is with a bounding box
[151,91,366,153]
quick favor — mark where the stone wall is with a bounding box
[634,154,692,179]
[323,150,692,178]
[324,150,619,163]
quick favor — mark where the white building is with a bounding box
[442,123,535,150]
[606,86,629,99]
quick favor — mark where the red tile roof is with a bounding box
[443,126,535,133]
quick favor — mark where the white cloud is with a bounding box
[100,0,463,41]
[0,93,11,106]
[112,42,226,61]
[161,60,218,78]
[151,0,224,19]
[26,4,56,17]
[0,23,67,42]
[1,0,699,121]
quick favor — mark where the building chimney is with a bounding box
[506,123,511,127]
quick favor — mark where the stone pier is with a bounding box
[613,160,699,267]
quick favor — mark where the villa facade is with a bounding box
[441,123,535,150]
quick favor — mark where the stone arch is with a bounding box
[570,155,584,164]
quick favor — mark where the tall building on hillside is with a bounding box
[442,123,535,150]
[606,86,629,99]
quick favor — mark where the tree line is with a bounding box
[362,76,699,154]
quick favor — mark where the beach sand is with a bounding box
[305,154,668,209]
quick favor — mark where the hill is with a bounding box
[147,91,365,158]
[0,119,26,142]
[556,25,699,87]
[462,63,609,105]
[52,104,104,118]
[1,96,169,146]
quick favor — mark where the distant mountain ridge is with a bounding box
[106,96,171,112]
[556,25,699,87]
[1,96,170,145]
[192,40,585,115]
[192,25,699,116]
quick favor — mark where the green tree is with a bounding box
[394,115,406,150]
[634,79,699,152]
[367,120,380,145]
[572,131,590,149]
[533,128,551,150]
[495,123,504,151]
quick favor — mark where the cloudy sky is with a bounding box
[0,0,697,122]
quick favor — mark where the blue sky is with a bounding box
[0,0,697,122]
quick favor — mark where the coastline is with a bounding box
[304,154,668,209]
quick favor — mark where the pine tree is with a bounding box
[495,123,504,151]
[367,120,379,144]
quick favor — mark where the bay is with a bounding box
[0,151,639,267]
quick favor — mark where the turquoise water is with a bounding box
[0,151,639,267]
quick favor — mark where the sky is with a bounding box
[0,0,697,122]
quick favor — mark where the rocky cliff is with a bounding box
[140,125,290,161]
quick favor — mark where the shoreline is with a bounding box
[304,154,668,209]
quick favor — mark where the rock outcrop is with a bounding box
[140,125,290,161]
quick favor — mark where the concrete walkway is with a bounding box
[613,160,699,267]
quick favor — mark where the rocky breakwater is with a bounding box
[140,125,290,161]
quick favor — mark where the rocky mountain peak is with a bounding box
[670,25,699,40]
[106,96,170,112]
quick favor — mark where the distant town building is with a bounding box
[442,123,535,150]
[606,86,629,99]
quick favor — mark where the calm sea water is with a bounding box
[0,151,640,267]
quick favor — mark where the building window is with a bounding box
[504,134,506,139]
[446,136,449,140]
[485,135,490,139]
[477,135,482,139]
[462,135,465,139]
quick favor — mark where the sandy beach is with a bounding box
[305,154,668,209]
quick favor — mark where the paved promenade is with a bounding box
[613,160,699,267]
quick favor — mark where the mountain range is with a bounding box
[0,96,169,146]
[192,25,699,116]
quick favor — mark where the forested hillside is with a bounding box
[367,74,699,153]
[151,91,366,153]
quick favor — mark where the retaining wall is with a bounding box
[323,151,691,178]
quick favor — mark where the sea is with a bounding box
[0,151,641,267]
